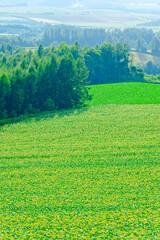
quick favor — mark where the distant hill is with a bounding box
[130,51,160,65]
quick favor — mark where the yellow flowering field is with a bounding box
[0,105,160,239]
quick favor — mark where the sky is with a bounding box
[1,0,160,9]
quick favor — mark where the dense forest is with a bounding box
[0,42,145,120]
[43,27,106,47]
[0,21,45,47]
[2,24,160,55]
[1,24,160,77]
[43,26,160,55]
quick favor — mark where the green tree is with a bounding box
[11,68,25,115]
[2,55,7,65]
[55,53,77,109]
[114,43,131,82]
[70,41,81,60]
[136,37,147,52]
[101,43,116,83]
[21,59,27,70]
[73,58,90,107]
[37,55,58,109]
[57,42,70,57]
[38,44,44,58]
[23,64,37,111]
[151,36,160,54]
[0,73,11,119]
[84,48,102,84]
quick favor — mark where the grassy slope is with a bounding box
[130,51,160,65]
[89,82,160,105]
[0,83,160,239]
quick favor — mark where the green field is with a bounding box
[0,83,160,239]
[89,82,160,105]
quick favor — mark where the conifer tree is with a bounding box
[55,53,77,109]
[0,73,11,119]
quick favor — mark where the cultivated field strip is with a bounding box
[0,105,160,239]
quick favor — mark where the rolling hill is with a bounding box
[89,82,160,105]
[130,51,160,66]
[0,82,160,239]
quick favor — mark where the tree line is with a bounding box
[0,42,144,120]
[43,26,106,47]
[43,26,160,55]
[0,35,37,48]
[1,25,160,55]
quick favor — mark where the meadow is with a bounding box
[89,82,160,105]
[0,83,160,239]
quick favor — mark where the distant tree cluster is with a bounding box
[0,35,37,48]
[106,28,156,53]
[0,21,45,40]
[2,24,160,56]
[43,26,160,54]
[138,20,160,27]
[43,26,106,47]
[142,61,160,75]
[0,42,144,120]
[84,43,144,84]
[107,28,160,56]
[106,28,154,46]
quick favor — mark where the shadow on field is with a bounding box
[0,107,89,127]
